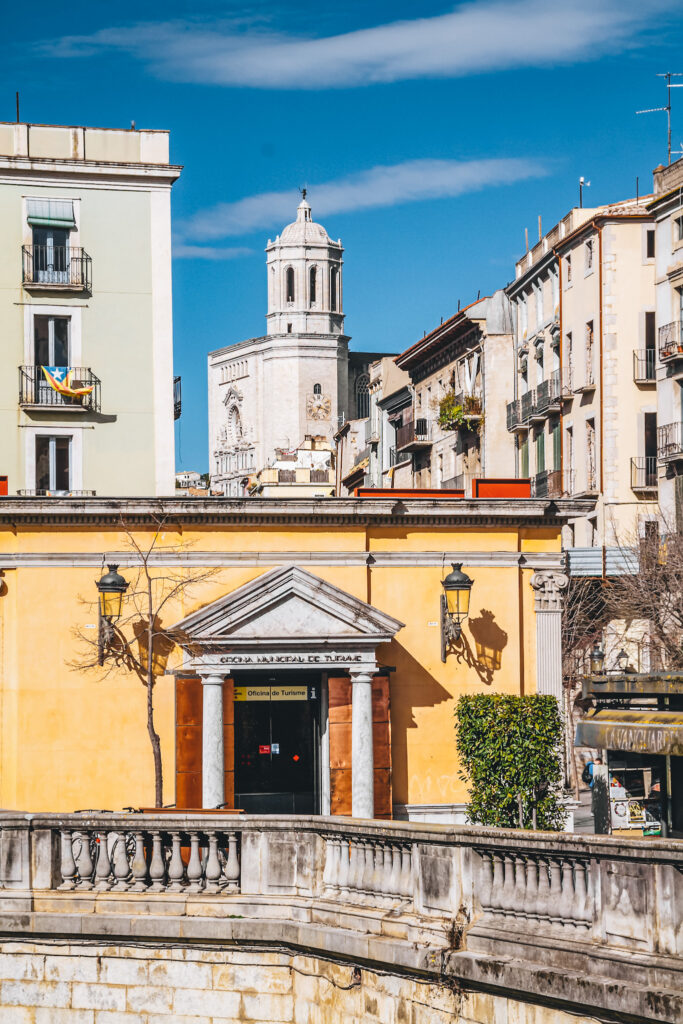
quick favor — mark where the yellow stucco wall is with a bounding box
[0,514,562,812]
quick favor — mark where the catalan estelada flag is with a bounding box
[41,366,94,399]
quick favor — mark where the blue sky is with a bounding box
[4,1,683,471]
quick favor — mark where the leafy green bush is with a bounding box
[454,694,566,830]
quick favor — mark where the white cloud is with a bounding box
[179,157,547,241]
[172,243,253,260]
[48,0,670,90]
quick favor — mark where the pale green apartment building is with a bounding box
[0,121,181,496]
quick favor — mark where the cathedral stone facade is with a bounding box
[208,199,382,496]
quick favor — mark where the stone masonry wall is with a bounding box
[0,941,605,1024]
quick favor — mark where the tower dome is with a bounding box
[265,196,344,337]
[279,199,331,245]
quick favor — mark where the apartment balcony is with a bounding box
[274,468,334,485]
[364,416,379,444]
[534,371,562,418]
[658,321,683,363]
[573,366,596,394]
[657,421,683,462]
[174,376,182,420]
[22,245,92,293]
[440,475,465,491]
[18,365,101,413]
[506,398,526,432]
[396,418,433,452]
[631,456,658,494]
[520,390,536,425]
[530,469,563,498]
[633,349,656,384]
[16,489,96,497]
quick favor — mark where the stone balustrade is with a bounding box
[0,813,681,1023]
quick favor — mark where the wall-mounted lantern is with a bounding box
[96,564,129,665]
[589,642,605,677]
[441,563,473,662]
[615,649,629,674]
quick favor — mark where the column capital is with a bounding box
[530,571,569,612]
[349,668,376,685]
[198,671,225,686]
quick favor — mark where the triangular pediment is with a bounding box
[171,565,404,648]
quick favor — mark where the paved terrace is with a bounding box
[0,813,681,1022]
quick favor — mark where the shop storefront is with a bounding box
[576,674,683,837]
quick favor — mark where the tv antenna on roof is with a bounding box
[637,72,683,166]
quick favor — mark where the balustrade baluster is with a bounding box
[559,858,575,926]
[58,830,78,890]
[323,836,337,894]
[338,837,350,895]
[130,832,148,891]
[148,831,166,892]
[535,857,550,921]
[500,855,515,915]
[370,841,383,898]
[224,831,240,893]
[362,839,375,895]
[389,843,401,898]
[489,853,504,914]
[478,853,494,911]
[166,831,185,892]
[94,831,112,891]
[347,840,361,893]
[524,856,538,919]
[574,860,592,928]
[204,831,223,893]
[548,858,563,924]
[512,855,527,917]
[75,832,94,890]
[399,843,413,901]
[112,833,131,890]
[381,842,393,901]
[186,832,203,893]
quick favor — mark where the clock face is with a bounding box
[307,394,331,420]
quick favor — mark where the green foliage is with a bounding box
[438,391,483,433]
[454,694,566,831]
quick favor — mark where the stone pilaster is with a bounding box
[350,669,375,819]
[200,672,225,809]
[530,572,569,702]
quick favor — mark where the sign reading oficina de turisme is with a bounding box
[219,652,364,666]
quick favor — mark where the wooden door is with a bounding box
[328,674,392,819]
[175,676,234,809]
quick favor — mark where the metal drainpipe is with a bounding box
[598,223,605,564]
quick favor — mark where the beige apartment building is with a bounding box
[506,200,658,559]
[648,158,683,527]
[391,291,515,492]
[0,121,181,497]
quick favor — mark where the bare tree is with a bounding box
[604,517,683,671]
[70,512,217,807]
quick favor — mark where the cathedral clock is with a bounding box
[306,393,331,420]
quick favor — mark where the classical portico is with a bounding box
[172,565,404,817]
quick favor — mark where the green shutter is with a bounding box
[536,430,545,473]
[26,198,75,228]
[521,437,529,478]
[552,419,561,471]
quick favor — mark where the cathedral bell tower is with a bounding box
[265,195,344,336]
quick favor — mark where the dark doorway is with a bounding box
[233,672,321,813]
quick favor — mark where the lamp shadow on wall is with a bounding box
[380,641,452,807]
[464,609,508,686]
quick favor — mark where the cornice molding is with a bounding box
[0,496,595,527]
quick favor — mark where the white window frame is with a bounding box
[24,425,83,492]
[22,196,81,248]
[24,304,82,366]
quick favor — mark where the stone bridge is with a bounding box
[0,813,681,1023]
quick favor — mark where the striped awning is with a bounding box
[27,199,75,228]
[575,710,683,756]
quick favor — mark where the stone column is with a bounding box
[350,669,375,818]
[200,672,225,809]
[530,572,569,701]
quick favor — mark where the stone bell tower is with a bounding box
[265,194,345,337]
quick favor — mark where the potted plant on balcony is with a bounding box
[438,391,484,434]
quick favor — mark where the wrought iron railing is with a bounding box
[506,399,521,431]
[18,365,101,412]
[633,349,656,383]
[22,245,92,291]
[631,457,658,491]
[657,421,683,460]
[174,376,182,420]
[534,371,561,415]
[659,321,683,362]
[530,469,563,498]
[520,390,535,423]
[396,418,432,449]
